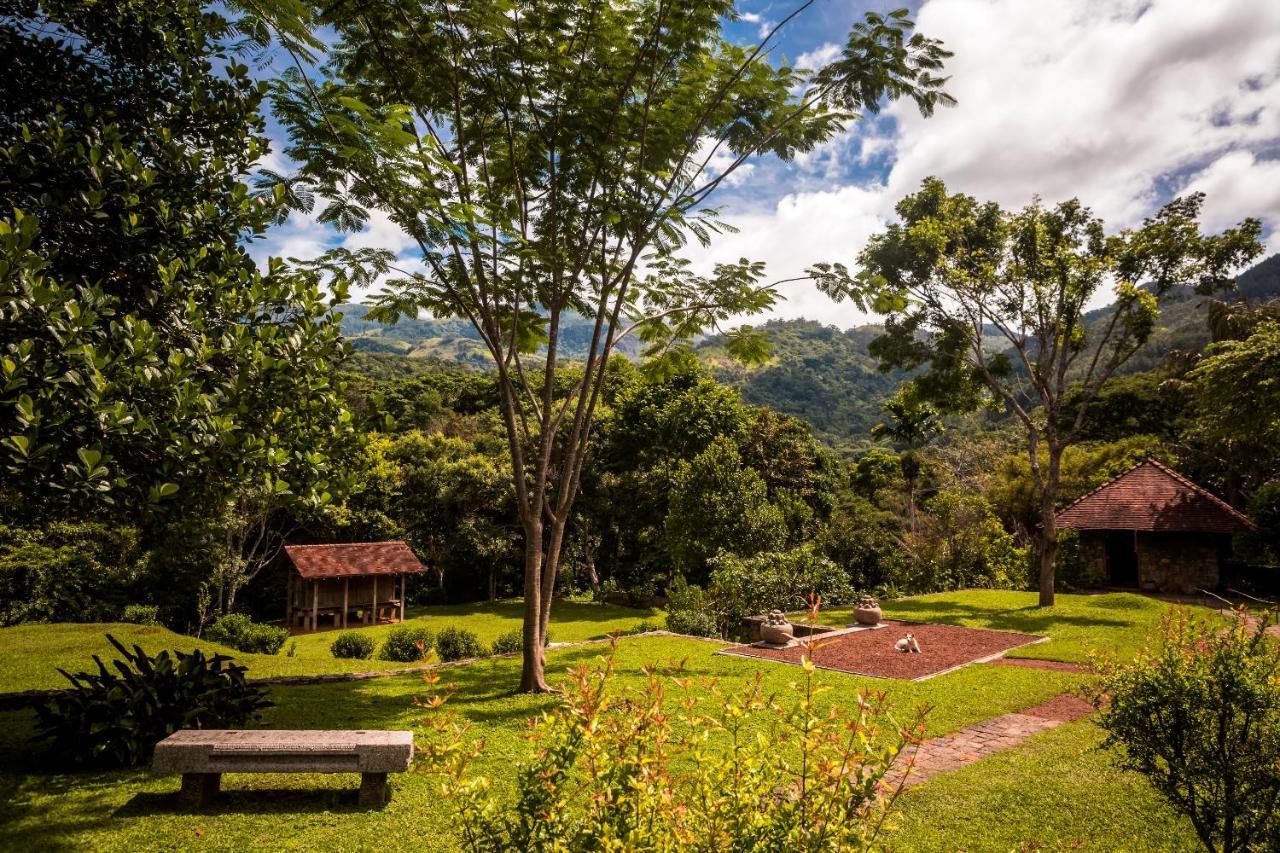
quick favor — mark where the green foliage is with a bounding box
[1090,609,1280,852]
[906,491,1027,592]
[818,494,909,592]
[119,605,159,626]
[0,0,356,519]
[205,613,289,655]
[33,634,271,768]
[435,627,486,662]
[329,631,375,660]
[489,629,523,656]
[706,545,854,638]
[664,438,786,581]
[416,642,925,851]
[379,626,434,662]
[0,521,144,625]
[1242,482,1280,567]
[663,578,720,638]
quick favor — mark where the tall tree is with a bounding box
[871,383,943,532]
[838,178,1261,606]
[273,1,953,689]
[1,0,355,530]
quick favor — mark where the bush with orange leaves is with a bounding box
[414,621,927,850]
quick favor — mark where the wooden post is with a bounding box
[310,580,318,631]
[399,575,406,624]
[342,577,349,628]
[285,571,293,629]
[371,576,378,625]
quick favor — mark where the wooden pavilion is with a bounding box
[1055,458,1255,594]
[284,542,427,632]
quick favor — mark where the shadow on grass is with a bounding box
[114,785,384,818]
[885,600,1134,632]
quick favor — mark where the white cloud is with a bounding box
[740,11,762,24]
[687,0,1280,326]
[795,41,841,71]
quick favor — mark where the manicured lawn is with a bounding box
[892,720,1199,851]
[0,591,1206,849]
[0,600,662,694]
[818,589,1218,664]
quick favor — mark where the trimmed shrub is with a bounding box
[34,635,271,767]
[120,604,159,625]
[490,629,522,655]
[205,613,289,655]
[664,578,718,638]
[330,631,376,659]
[628,620,660,635]
[379,626,434,662]
[705,544,852,637]
[435,626,486,661]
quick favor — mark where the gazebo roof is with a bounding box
[284,542,427,579]
[1055,458,1254,534]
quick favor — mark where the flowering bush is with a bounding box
[415,610,924,850]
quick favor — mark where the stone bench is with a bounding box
[152,729,413,807]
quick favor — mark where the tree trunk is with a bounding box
[1037,448,1063,607]
[537,516,569,648]
[518,520,550,693]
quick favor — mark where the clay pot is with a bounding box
[760,609,795,644]
[853,597,882,626]
[760,622,795,644]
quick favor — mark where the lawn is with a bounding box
[0,591,1206,850]
[0,599,662,694]
[818,589,1218,664]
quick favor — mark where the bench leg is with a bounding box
[178,772,221,808]
[358,772,388,806]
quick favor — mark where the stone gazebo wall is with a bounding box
[1135,532,1220,595]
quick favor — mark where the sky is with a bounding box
[255,0,1280,328]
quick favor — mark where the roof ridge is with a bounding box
[285,541,411,549]
[1140,457,1255,527]
[1053,457,1150,519]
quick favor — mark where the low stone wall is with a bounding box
[739,615,837,644]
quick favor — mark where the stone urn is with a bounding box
[759,609,795,644]
[853,596,882,626]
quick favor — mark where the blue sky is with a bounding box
[255,0,1280,326]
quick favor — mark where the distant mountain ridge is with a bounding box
[339,254,1280,447]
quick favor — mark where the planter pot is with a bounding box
[760,622,794,644]
[853,600,882,626]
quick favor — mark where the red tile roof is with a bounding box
[284,542,427,579]
[1056,458,1254,534]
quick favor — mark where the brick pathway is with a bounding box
[888,693,1093,789]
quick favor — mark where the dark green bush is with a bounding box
[0,522,145,625]
[379,626,434,662]
[205,613,289,655]
[330,631,375,659]
[435,626,486,661]
[490,628,522,655]
[33,635,271,768]
[664,579,719,638]
[120,604,159,625]
[706,545,852,637]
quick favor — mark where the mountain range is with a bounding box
[339,253,1280,446]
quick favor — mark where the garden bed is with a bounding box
[722,620,1043,680]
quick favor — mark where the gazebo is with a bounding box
[284,542,427,631]
[1055,458,1255,594]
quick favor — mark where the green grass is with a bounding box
[818,589,1218,664]
[0,591,1205,850]
[892,720,1199,851]
[0,635,1087,851]
[0,600,662,694]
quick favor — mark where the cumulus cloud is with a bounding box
[689,0,1280,325]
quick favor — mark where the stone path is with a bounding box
[888,692,1094,789]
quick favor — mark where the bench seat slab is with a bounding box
[153,730,413,774]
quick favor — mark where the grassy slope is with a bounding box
[817,590,1211,664]
[0,600,662,694]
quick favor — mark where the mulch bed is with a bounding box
[724,621,1041,680]
[986,657,1088,673]
[1020,693,1095,722]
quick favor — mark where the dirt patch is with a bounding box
[724,621,1041,680]
[986,657,1087,673]
[1021,693,1094,722]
